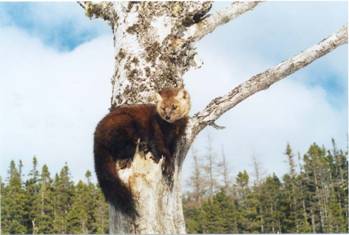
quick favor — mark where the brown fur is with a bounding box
[94,88,190,217]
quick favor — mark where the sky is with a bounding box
[0,2,347,189]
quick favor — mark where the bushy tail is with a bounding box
[94,144,138,218]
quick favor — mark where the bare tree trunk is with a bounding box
[220,147,231,193]
[82,2,214,233]
[252,154,263,185]
[108,151,186,234]
[205,134,216,198]
[79,1,347,234]
[188,147,204,206]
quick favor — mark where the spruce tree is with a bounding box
[184,205,203,233]
[93,184,109,233]
[325,140,348,232]
[302,144,331,232]
[0,175,3,234]
[1,161,28,234]
[24,157,41,234]
[281,144,311,232]
[67,181,89,233]
[52,164,74,233]
[84,170,98,233]
[234,170,254,233]
[200,197,223,233]
[259,174,282,233]
[36,164,54,233]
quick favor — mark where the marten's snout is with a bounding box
[163,107,174,122]
[164,109,171,120]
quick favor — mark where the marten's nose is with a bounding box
[165,115,170,120]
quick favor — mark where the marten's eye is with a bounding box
[172,104,177,110]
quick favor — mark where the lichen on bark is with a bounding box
[106,1,212,108]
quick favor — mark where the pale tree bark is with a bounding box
[204,134,218,198]
[79,1,347,234]
[187,146,205,207]
[220,147,231,193]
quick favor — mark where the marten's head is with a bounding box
[156,88,191,123]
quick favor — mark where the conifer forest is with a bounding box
[1,139,348,234]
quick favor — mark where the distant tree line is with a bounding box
[1,158,108,234]
[183,139,348,233]
[1,139,347,234]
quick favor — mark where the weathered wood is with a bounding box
[184,1,261,41]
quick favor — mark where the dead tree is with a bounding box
[79,1,347,234]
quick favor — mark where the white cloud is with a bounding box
[0,26,114,181]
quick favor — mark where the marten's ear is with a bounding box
[155,92,162,102]
[177,88,188,99]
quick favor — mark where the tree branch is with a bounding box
[184,1,261,41]
[189,25,348,140]
[78,1,117,23]
[77,1,85,10]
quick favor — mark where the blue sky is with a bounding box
[0,2,110,50]
[0,2,347,187]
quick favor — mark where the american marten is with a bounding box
[93,88,191,217]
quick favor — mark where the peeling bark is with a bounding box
[80,1,347,234]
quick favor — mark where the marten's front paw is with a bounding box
[138,141,150,153]
[118,159,132,169]
[150,155,161,163]
[162,162,174,176]
[162,159,174,187]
